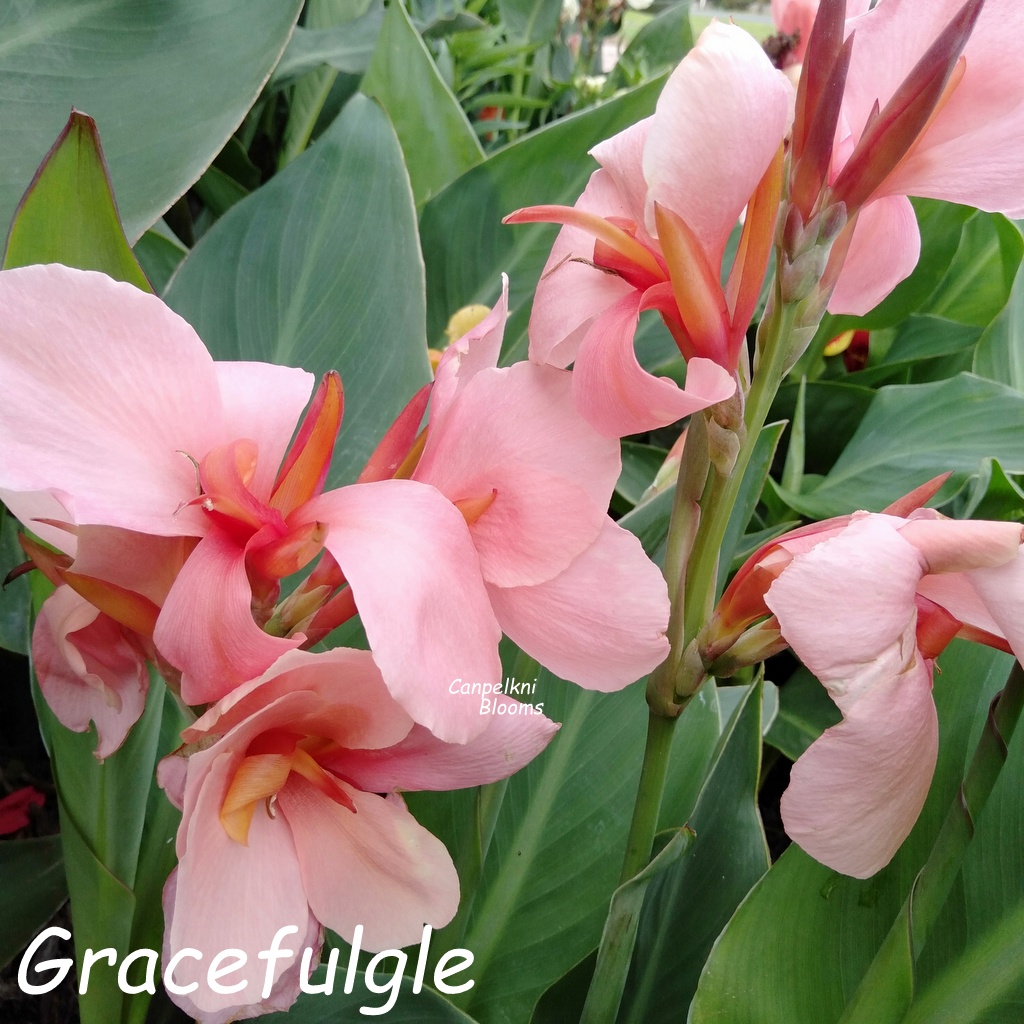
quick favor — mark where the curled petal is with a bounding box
[571,292,736,438]
[781,650,937,878]
[33,586,148,760]
[155,533,301,705]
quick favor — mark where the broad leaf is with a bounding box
[788,374,1024,518]
[362,0,484,207]
[0,0,303,242]
[419,76,667,358]
[689,642,1012,1024]
[165,95,430,488]
[0,836,67,971]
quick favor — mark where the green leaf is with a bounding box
[362,0,484,207]
[618,682,770,1023]
[765,668,842,762]
[31,671,186,1024]
[420,76,666,357]
[790,374,1024,518]
[3,111,149,289]
[0,836,67,970]
[974,232,1024,392]
[498,0,562,43]
[0,505,31,655]
[132,225,188,297]
[615,442,669,508]
[0,0,303,242]
[581,829,695,1023]
[923,213,1023,328]
[611,2,694,87]
[954,458,1024,522]
[689,641,1013,1024]
[273,9,384,82]
[165,95,430,488]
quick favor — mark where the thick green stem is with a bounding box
[839,661,1024,1024]
[618,711,683,883]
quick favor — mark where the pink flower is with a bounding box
[504,23,794,437]
[814,0,1024,312]
[771,0,869,68]
[0,265,501,744]
[159,647,557,1022]
[710,501,1024,877]
[363,279,671,691]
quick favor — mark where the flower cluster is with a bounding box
[0,264,669,1018]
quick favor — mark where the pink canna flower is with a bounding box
[790,0,1024,314]
[159,647,557,1022]
[0,264,502,745]
[360,279,671,692]
[706,494,1024,878]
[504,23,794,437]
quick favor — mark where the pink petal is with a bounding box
[0,487,77,555]
[416,361,619,586]
[844,0,1024,216]
[214,362,315,504]
[32,586,148,760]
[571,292,736,438]
[166,751,314,1019]
[898,515,1023,574]
[771,0,818,63]
[279,777,459,951]
[185,649,414,755]
[488,520,670,691]
[590,118,652,230]
[781,648,937,878]
[0,265,222,537]
[326,705,559,793]
[827,195,921,315]
[642,22,793,267]
[154,532,301,706]
[431,275,508,423]
[526,169,636,369]
[302,480,502,744]
[960,551,1024,665]
[766,516,925,711]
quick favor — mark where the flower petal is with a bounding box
[827,195,921,315]
[33,586,148,760]
[571,292,736,438]
[165,751,314,1019]
[488,520,670,691]
[526,169,637,369]
[643,22,793,267]
[155,533,301,705]
[781,648,937,878]
[0,265,222,536]
[279,777,459,951]
[327,704,559,793]
[303,480,502,743]
[416,361,619,586]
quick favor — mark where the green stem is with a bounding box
[618,711,683,883]
[839,661,1024,1024]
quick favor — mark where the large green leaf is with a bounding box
[30,667,185,1024]
[974,226,1024,392]
[498,0,562,44]
[362,0,484,207]
[419,76,667,357]
[0,835,67,971]
[617,683,769,1023]
[165,94,430,488]
[689,641,1013,1024]
[0,0,303,242]
[0,505,31,655]
[788,374,1024,518]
